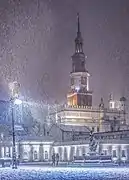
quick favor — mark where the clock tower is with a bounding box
[67,13,92,107]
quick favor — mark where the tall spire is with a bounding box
[75,13,83,53]
[77,13,80,36]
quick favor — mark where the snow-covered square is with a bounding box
[0,167,129,180]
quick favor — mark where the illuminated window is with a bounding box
[23,152,29,160]
[5,147,10,157]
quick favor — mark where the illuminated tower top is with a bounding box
[67,13,92,107]
[72,13,86,73]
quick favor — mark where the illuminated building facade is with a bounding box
[49,14,128,133]
[0,14,129,165]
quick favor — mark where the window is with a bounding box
[122,150,126,157]
[78,147,82,156]
[5,147,10,157]
[1,133,4,139]
[45,151,48,160]
[103,150,107,155]
[92,127,94,132]
[112,150,117,157]
[97,126,99,132]
[23,152,29,160]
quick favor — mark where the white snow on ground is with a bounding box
[0,167,129,180]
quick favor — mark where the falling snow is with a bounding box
[0,0,128,106]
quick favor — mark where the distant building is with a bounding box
[0,14,129,164]
[49,14,128,133]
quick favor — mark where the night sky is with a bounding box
[0,0,129,107]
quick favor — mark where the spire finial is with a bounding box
[75,13,83,53]
[77,13,80,35]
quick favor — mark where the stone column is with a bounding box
[58,147,62,161]
[1,146,4,158]
[98,143,102,155]
[76,146,79,157]
[64,147,68,162]
[67,146,71,161]
[4,146,6,157]
[17,143,20,157]
[69,147,72,161]
[61,147,64,161]
[74,146,77,157]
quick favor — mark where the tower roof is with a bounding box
[75,13,83,53]
[71,13,87,73]
[77,13,81,37]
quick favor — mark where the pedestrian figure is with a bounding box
[52,153,56,166]
[17,155,20,166]
[56,153,59,166]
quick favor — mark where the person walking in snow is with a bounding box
[52,153,56,166]
[56,153,59,166]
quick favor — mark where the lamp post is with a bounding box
[9,82,22,169]
[11,98,22,169]
[11,98,17,169]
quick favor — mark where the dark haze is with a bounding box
[0,0,129,106]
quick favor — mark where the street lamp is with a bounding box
[14,99,22,105]
[9,82,22,169]
[11,97,22,169]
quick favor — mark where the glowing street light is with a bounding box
[14,99,22,105]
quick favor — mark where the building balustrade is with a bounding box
[50,104,125,116]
